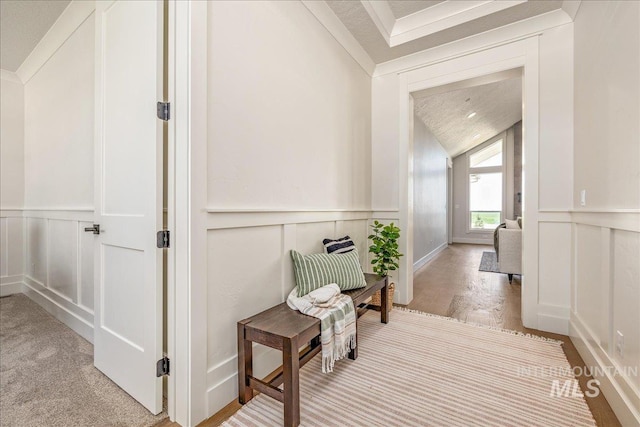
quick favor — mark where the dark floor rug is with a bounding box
[479,251,500,272]
[0,294,167,427]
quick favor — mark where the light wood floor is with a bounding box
[405,244,620,427]
[157,243,620,427]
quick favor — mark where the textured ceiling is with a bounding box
[414,77,522,158]
[326,0,562,63]
[387,1,445,19]
[0,0,70,72]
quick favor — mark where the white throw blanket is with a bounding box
[287,284,357,373]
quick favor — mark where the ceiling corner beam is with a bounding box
[360,0,395,46]
[302,0,375,76]
[390,0,527,47]
[560,0,581,21]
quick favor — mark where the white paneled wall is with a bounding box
[570,212,640,425]
[611,229,640,391]
[204,212,374,415]
[0,210,94,342]
[538,222,571,307]
[0,214,24,292]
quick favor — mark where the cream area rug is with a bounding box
[223,308,596,427]
[0,294,167,427]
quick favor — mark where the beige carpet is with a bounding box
[224,308,596,427]
[0,294,167,427]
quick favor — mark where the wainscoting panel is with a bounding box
[575,224,605,345]
[611,229,640,391]
[79,221,94,312]
[26,217,48,284]
[48,219,78,303]
[7,217,24,277]
[0,216,25,292]
[206,225,283,369]
[204,211,381,416]
[570,211,640,425]
[0,210,95,342]
[295,221,335,255]
[537,222,571,308]
[0,218,7,278]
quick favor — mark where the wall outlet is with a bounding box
[616,330,624,357]
[580,189,587,206]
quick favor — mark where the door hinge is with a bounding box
[156,356,170,377]
[157,101,170,121]
[157,230,170,248]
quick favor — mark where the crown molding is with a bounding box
[360,0,394,45]
[16,1,95,84]
[374,8,572,77]
[362,0,526,48]
[0,69,22,84]
[301,0,375,77]
[561,0,581,21]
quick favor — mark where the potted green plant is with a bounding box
[368,220,403,307]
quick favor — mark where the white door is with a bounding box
[93,0,164,414]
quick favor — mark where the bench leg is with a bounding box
[381,277,389,324]
[237,322,253,404]
[348,328,358,360]
[283,337,300,427]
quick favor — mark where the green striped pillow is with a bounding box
[291,249,366,297]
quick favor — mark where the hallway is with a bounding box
[409,244,520,328]
[407,243,619,426]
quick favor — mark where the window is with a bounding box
[468,138,503,230]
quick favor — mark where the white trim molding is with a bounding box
[571,315,640,426]
[206,209,374,230]
[413,242,448,272]
[392,37,539,312]
[300,0,375,76]
[362,0,527,48]
[0,69,22,83]
[0,276,24,296]
[561,1,582,21]
[568,209,640,426]
[374,9,572,77]
[22,275,94,342]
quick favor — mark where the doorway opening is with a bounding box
[394,37,541,328]
[408,68,524,327]
[0,1,178,425]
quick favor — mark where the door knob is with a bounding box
[84,224,100,235]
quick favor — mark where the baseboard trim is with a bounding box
[0,276,24,296]
[536,312,568,335]
[570,315,640,426]
[413,242,448,272]
[21,277,94,344]
[452,237,493,245]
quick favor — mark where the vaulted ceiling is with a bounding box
[414,73,522,158]
[0,0,70,72]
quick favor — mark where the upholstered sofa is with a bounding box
[493,220,522,283]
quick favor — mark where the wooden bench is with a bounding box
[237,274,389,426]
